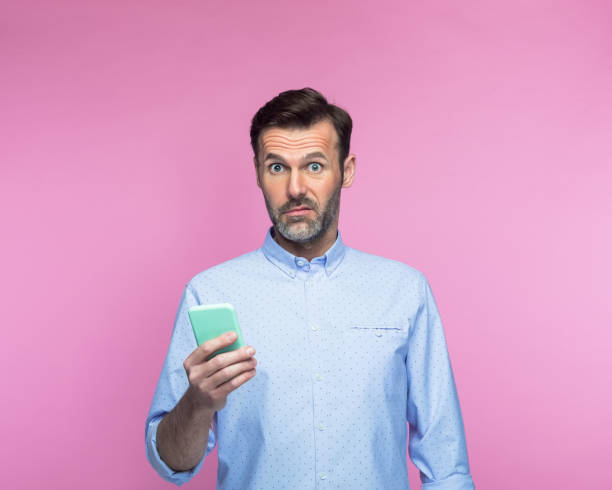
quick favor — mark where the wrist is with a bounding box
[183,387,215,420]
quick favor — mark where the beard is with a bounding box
[263,181,342,245]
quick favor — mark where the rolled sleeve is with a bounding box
[422,473,476,490]
[145,414,213,486]
[405,273,475,489]
[144,282,217,486]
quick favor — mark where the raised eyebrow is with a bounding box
[302,151,328,162]
[263,153,286,163]
[263,151,329,163]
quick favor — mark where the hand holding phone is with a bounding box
[183,304,256,412]
[188,303,245,359]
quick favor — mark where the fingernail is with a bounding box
[227,332,236,340]
[246,347,254,356]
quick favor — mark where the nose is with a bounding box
[287,168,307,199]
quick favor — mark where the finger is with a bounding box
[208,356,257,389]
[213,367,257,397]
[202,346,256,379]
[184,331,238,368]
[196,345,255,384]
[186,344,256,386]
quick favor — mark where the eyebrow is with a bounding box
[263,151,329,163]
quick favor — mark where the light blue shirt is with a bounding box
[145,226,475,489]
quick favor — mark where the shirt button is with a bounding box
[297,259,304,266]
[320,473,328,480]
[311,324,319,331]
[318,423,325,431]
[375,331,383,337]
[315,374,323,381]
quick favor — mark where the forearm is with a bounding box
[156,389,215,472]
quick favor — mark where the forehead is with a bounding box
[259,119,338,160]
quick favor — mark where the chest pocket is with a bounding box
[343,323,407,350]
[341,323,408,368]
[348,324,406,337]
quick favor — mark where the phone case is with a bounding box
[188,303,245,358]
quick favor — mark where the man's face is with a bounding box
[255,119,352,245]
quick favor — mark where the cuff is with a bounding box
[145,415,208,486]
[422,473,475,490]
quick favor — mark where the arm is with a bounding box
[144,283,216,486]
[156,390,215,471]
[145,283,257,485]
[405,273,475,490]
[155,330,257,473]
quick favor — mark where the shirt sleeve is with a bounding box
[405,273,475,490]
[144,282,218,486]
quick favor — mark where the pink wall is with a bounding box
[2,1,611,488]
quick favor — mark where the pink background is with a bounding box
[2,1,611,488]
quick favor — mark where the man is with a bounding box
[145,88,475,489]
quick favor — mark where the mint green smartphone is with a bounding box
[188,303,245,359]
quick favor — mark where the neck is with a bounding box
[272,223,338,262]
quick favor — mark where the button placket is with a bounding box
[304,273,331,485]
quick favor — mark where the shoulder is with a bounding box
[343,246,425,285]
[186,249,264,289]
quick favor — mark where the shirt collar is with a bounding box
[261,225,346,278]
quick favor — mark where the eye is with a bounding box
[308,162,323,172]
[269,163,284,173]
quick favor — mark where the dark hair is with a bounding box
[250,87,352,178]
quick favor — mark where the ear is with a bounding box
[254,156,262,188]
[341,153,356,188]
